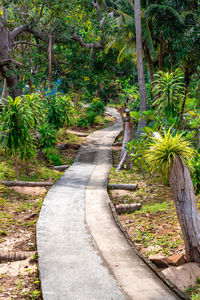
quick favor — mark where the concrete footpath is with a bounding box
[37,108,180,300]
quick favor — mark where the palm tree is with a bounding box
[134,0,147,136]
[145,130,200,262]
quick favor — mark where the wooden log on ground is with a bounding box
[2,181,52,187]
[56,143,80,150]
[0,251,36,263]
[115,203,141,214]
[54,165,70,171]
[66,130,88,137]
[108,183,138,190]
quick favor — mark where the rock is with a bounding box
[146,245,162,252]
[149,254,169,268]
[162,262,200,291]
[168,253,186,267]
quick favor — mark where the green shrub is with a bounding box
[43,148,62,166]
[38,123,57,150]
[0,162,15,180]
[0,96,36,177]
[45,95,66,130]
[77,117,89,128]
[86,99,105,116]
[191,152,200,194]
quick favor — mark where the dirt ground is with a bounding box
[0,185,44,299]
[0,115,116,299]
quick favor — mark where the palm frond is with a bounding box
[145,4,184,25]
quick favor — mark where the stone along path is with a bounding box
[37,108,180,300]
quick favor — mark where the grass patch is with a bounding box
[135,201,170,214]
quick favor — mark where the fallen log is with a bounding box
[115,203,141,214]
[56,143,80,150]
[54,165,70,171]
[0,251,36,263]
[1,181,52,187]
[108,183,138,190]
[66,130,88,137]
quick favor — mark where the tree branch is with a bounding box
[0,59,23,67]
[13,41,46,50]
[10,26,46,42]
[53,59,68,76]
[10,25,27,40]
[39,4,45,19]
[71,33,103,49]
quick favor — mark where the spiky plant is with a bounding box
[145,129,195,179]
[153,69,185,119]
[0,96,36,178]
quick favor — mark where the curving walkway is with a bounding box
[37,108,180,300]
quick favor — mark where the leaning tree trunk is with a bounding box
[169,155,200,262]
[134,0,147,138]
[117,109,133,170]
[146,47,154,86]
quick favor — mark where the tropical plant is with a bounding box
[0,96,36,177]
[145,129,195,179]
[153,69,185,119]
[86,98,105,116]
[45,95,67,130]
[145,129,200,263]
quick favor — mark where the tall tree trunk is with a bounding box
[134,0,147,137]
[146,47,154,86]
[48,34,53,90]
[0,15,21,100]
[169,155,200,262]
[159,34,163,71]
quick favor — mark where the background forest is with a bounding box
[0,0,200,298]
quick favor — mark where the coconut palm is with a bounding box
[145,129,200,262]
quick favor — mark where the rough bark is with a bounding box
[0,15,22,99]
[169,156,200,262]
[115,203,141,214]
[117,109,133,170]
[134,0,147,137]
[109,183,138,190]
[0,251,35,263]
[56,143,80,150]
[54,165,69,171]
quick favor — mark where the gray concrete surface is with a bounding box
[37,107,180,300]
